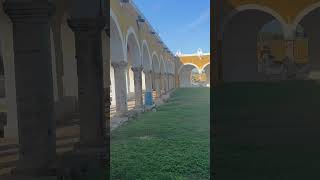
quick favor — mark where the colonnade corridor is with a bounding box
[111,88,210,179]
[213,80,320,179]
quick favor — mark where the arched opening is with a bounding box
[179,64,201,87]
[110,66,116,106]
[203,63,210,87]
[110,11,127,115]
[256,19,289,80]
[142,41,151,92]
[160,57,165,93]
[152,53,160,98]
[126,29,141,109]
[222,8,285,82]
[297,6,320,79]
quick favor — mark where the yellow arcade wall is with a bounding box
[110,0,173,62]
[227,0,320,23]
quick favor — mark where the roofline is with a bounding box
[177,53,211,57]
[129,1,173,56]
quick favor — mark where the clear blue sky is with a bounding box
[133,0,210,54]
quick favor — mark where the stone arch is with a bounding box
[221,4,287,39]
[179,64,200,87]
[160,55,165,74]
[151,52,160,91]
[293,2,320,79]
[201,62,210,72]
[293,2,320,29]
[152,52,160,73]
[126,27,141,67]
[110,9,126,63]
[178,63,201,74]
[222,6,285,82]
[142,40,152,71]
[203,63,210,85]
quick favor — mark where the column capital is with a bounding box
[4,1,55,23]
[68,17,106,33]
[111,61,128,70]
[131,66,143,72]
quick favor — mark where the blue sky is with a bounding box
[133,0,210,54]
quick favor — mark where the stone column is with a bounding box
[112,61,128,115]
[68,17,107,162]
[155,73,161,98]
[160,73,164,95]
[131,66,143,109]
[163,74,167,93]
[169,75,172,90]
[4,2,56,175]
[167,74,170,91]
[152,72,156,91]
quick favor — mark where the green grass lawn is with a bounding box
[213,80,320,180]
[111,88,210,180]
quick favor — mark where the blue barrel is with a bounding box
[145,91,153,106]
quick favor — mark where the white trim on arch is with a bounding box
[151,51,160,72]
[142,40,152,70]
[160,55,166,73]
[221,4,287,39]
[125,26,141,62]
[110,9,126,61]
[292,2,320,29]
[178,63,201,74]
[200,62,211,72]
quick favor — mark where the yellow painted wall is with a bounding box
[227,0,320,23]
[110,0,172,62]
[179,55,211,70]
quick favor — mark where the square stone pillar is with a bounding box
[68,17,107,169]
[167,75,170,90]
[144,70,152,92]
[154,73,161,98]
[112,61,128,116]
[4,1,56,176]
[131,66,143,109]
[160,73,165,95]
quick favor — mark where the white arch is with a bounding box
[178,63,201,74]
[110,9,126,61]
[125,26,141,65]
[200,62,211,72]
[165,61,170,74]
[160,55,165,74]
[170,61,174,74]
[293,2,320,29]
[152,51,160,72]
[142,40,152,70]
[221,4,287,38]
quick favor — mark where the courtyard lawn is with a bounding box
[213,80,320,180]
[111,88,210,180]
